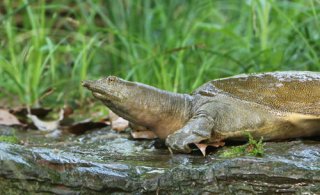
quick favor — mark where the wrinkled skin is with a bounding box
[83,72,320,153]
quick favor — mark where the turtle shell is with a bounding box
[194,71,320,115]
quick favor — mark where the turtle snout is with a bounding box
[82,80,107,95]
[82,80,93,88]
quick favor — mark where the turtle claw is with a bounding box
[166,132,205,153]
[166,134,192,153]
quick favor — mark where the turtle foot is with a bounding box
[166,132,207,153]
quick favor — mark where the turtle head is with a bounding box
[82,76,134,104]
[83,75,191,134]
[82,75,163,126]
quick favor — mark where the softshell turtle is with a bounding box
[83,71,320,153]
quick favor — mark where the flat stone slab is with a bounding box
[0,126,319,194]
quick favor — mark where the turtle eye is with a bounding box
[107,76,117,82]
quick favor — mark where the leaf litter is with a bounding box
[0,109,22,126]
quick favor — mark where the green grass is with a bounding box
[220,133,265,158]
[0,0,319,106]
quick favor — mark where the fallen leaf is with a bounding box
[131,131,158,139]
[194,143,208,156]
[112,117,129,131]
[27,109,64,131]
[109,111,129,131]
[195,141,225,156]
[0,109,21,126]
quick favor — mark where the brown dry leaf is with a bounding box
[0,109,22,126]
[195,141,225,156]
[112,117,129,131]
[194,143,208,156]
[131,131,158,139]
[109,111,129,131]
[27,109,64,131]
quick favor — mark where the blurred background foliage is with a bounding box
[0,0,319,107]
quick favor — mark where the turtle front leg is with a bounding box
[165,112,214,153]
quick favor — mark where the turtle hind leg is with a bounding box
[287,114,320,138]
[262,114,320,140]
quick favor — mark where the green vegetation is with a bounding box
[0,135,19,144]
[0,0,319,106]
[220,133,265,157]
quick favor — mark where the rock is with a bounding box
[0,125,319,194]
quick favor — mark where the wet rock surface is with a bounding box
[0,125,319,194]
